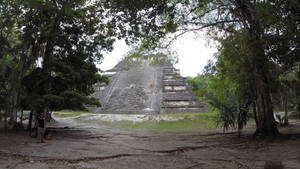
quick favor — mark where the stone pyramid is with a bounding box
[89,58,208,114]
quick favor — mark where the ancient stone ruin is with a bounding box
[89,57,208,114]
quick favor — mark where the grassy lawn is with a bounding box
[78,112,220,132]
[53,111,92,118]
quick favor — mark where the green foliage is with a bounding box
[43,94,64,110]
[106,0,299,136]
[189,75,251,132]
[187,75,208,100]
[95,73,109,85]
[0,0,121,119]
[188,33,254,132]
[1,0,298,136]
[100,0,172,44]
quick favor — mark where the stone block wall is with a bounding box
[161,62,208,113]
[89,58,208,114]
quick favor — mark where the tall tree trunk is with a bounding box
[8,84,18,125]
[253,70,279,138]
[7,54,28,126]
[280,92,289,125]
[234,0,279,138]
[250,37,279,138]
[252,101,258,128]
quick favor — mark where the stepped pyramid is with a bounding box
[89,58,208,114]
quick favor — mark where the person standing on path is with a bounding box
[37,109,46,143]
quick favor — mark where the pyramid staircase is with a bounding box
[89,58,208,114]
[161,61,208,113]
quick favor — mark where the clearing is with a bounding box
[1,112,300,169]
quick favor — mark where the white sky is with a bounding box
[97,32,217,77]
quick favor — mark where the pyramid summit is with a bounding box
[90,57,208,114]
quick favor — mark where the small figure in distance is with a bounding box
[37,109,46,143]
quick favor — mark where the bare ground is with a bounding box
[1,118,300,169]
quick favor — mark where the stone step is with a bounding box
[95,110,159,114]
[163,77,186,81]
[163,76,185,81]
[163,85,188,92]
[163,72,181,76]
[162,100,204,108]
[162,107,209,113]
[163,80,187,86]
[163,68,174,73]
[163,92,199,101]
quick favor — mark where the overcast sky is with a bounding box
[97,32,218,77]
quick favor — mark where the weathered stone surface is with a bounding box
[163,80,186,86]
[163,92,198,101]
[89,58,208,114]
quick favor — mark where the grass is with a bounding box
[53,111,92,118]
[78,112,220,132]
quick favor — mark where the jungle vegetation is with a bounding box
[0,0,299,138]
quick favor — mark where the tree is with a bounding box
[0,0,28,127]
[0,0,119,127]
[19,0,115,112]
[188,33,254,135]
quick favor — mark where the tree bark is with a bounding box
[253,70,279,138]
[7,52,28,126]
[234,0,279,138]
[8,84,18,125]
[252,101,258,128]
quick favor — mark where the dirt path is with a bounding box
[1,118,300,169]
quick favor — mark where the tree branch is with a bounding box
[163,19,240,48]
